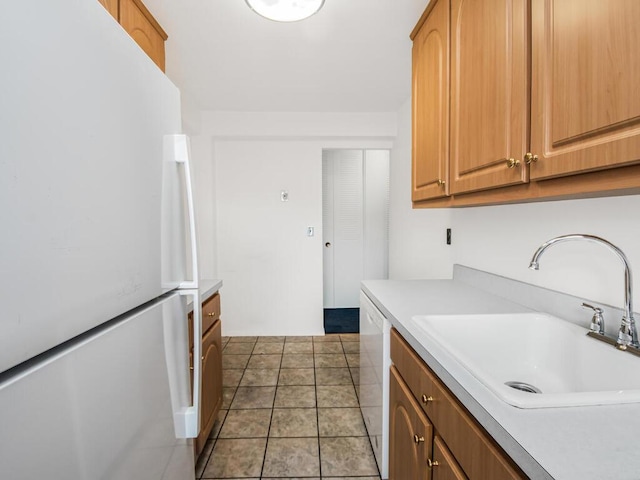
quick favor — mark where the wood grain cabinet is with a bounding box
[389,328,525,480]
[189,292,223,457]
[412,0,640,206]
[96,0,167,71]
[411,0,450,202]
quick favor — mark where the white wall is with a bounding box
[452,195,640,312]
[388,98,453,279]
[203,112,396,336]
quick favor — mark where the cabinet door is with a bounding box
[412,0,450,201]
[97,0,118,19]
[449,0,529,194]
[195,319,223,455]
[530,0,640,180]
[432,436,468,480]
[389,366,432,480]
[119,0,167,71]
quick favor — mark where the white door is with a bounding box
[323,150,389,309]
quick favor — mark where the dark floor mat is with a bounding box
[323,308,359,334]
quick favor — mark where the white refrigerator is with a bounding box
[0,0,202,478]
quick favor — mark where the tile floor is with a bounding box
[195,334,381,480]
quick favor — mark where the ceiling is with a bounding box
[143,0,429,113]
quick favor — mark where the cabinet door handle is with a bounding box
[524,152,539,164]
[413,434,425,444]
[428,459,440,468]
[506,158,521,168]
[207,312,216,317]
[436,179,446,187]
[421,394,434,404]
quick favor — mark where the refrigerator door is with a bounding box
[0,0,186,371]
[0,292,195,480]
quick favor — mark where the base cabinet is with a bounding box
[389,328,524,480]
[189,292,223,457]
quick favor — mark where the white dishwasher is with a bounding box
[359,291,391,479]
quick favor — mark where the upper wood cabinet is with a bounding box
[411,0,640,207]
[449,0,529,195]
[97,0,118,19]
[411,0,450,202]
[96,0,167,72]
[530,0,640,180]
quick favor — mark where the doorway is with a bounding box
[322,149,390,333]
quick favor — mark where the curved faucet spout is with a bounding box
[528,234,637,349]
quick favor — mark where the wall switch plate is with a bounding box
[446,228,452,245]
[307,226,314,237]
[281,190,289,202]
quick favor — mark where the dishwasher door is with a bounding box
[359,291,390,479]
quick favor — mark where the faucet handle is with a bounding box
[582,303,605,335]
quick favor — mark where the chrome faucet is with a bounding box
[528,234,638,349]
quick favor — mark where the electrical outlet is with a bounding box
[446,228,452,245]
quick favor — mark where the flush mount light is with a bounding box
[245,0,325,22]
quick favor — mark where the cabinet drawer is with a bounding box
[391,329,524,480]
[202,293,221,335]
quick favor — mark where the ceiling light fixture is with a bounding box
[245,0,325,22]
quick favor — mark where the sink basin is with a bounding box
[411,312,640,408]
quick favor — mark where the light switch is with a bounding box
[307,226,314,237]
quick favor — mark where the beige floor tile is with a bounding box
[318,408,367,437]
[314,342,344,354]
[203,438,266,478]
[317,385,359,407]
[285,335,314,342]
[252,342,284,354]
[246,354,282,369]
[262,438,320,478]
[274,385,316,408]
[239,368,279,387]
[281,353,314,368]
[342,341,360,353]
[314,353,348,368]
[269,408,318,437]
[222,354,250,370]
[223,342,254,354]
[346,353,362,368]
[209,409,228,439]
[223,369,244,387]
[340,333,360,342]
[313,334,342,342]
[278,368,315,386]
[227,336,258,343]
[222,387,236,409]
[230,386,276,409]
[257,336,286,343]
[319,437,379,477]
[283,342,313,354]
[219,408,272,438]
[315,367,353,386]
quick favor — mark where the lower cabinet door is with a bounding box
[389,366,433,480]
[195,319,223,455]
[432,435,468,480]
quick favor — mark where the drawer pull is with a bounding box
[428,459,439,468]
[413,434,425,444]
[207,312,216,317]
[421,394,434,404]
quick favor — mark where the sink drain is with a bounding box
[505,381,542,394]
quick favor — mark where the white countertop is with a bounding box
[186,279,223,311]
[362,272,640,480]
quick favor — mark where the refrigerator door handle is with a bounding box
[166,134,199,289]
[174,288,201,438]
